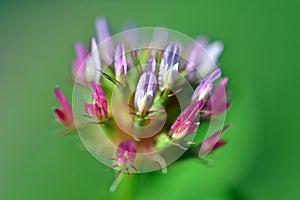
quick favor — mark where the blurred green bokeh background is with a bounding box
[1,0,299,199]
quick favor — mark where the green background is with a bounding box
[1,0,299,199]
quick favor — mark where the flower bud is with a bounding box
[169,100,204,139]
[85,37,101,83]
[115,140,137,168]
[114,43,127,83]
[84,82,108,121]
[158,44,180,90]
[144,56,156,73]
[198,124,231,158]
[192,69,222,102]
[134,72,157,116]
[54,87,74,129]
[95,17,113,64]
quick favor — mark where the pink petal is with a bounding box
[88,82,108,118]
[54,108,66,124]
[72,42,88,80]
[84,103,97,119]
[116,140,137,165]
[199,124,231,158]
[54,87,72,118]
[207,78,230,115]
[171,100,204,131]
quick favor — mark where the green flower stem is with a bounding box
[134,115,146,127]
[112,173,137,200]
[161,88,170,104]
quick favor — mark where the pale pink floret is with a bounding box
[84,82,108,121]
[115,140,137,167]
[54,87,74,128]
[170,100,204,139]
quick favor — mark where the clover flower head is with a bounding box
[53,16,232,191]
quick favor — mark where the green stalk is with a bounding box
[112,173,137,200]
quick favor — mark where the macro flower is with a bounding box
[53,16,232,191]
[53,87,74,129]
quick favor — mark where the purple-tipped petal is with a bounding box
[95,17,113,64]
[144,56,156,73]
[185,48,201,80]
[114,43,127,82]
[95,17,111,43]
[206,41,224,65]
[162,44,179,68]
[160,44,179,72]
[187,39,224,83]
[149,28,169,50]
[121,23,137,49]
[198,124,230,158]
[158,44,180,90]
[204,68,222,83]
[192,69,222,102]
[134,72,157,115]
[197,41,224,78]
[116,140,137,167]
